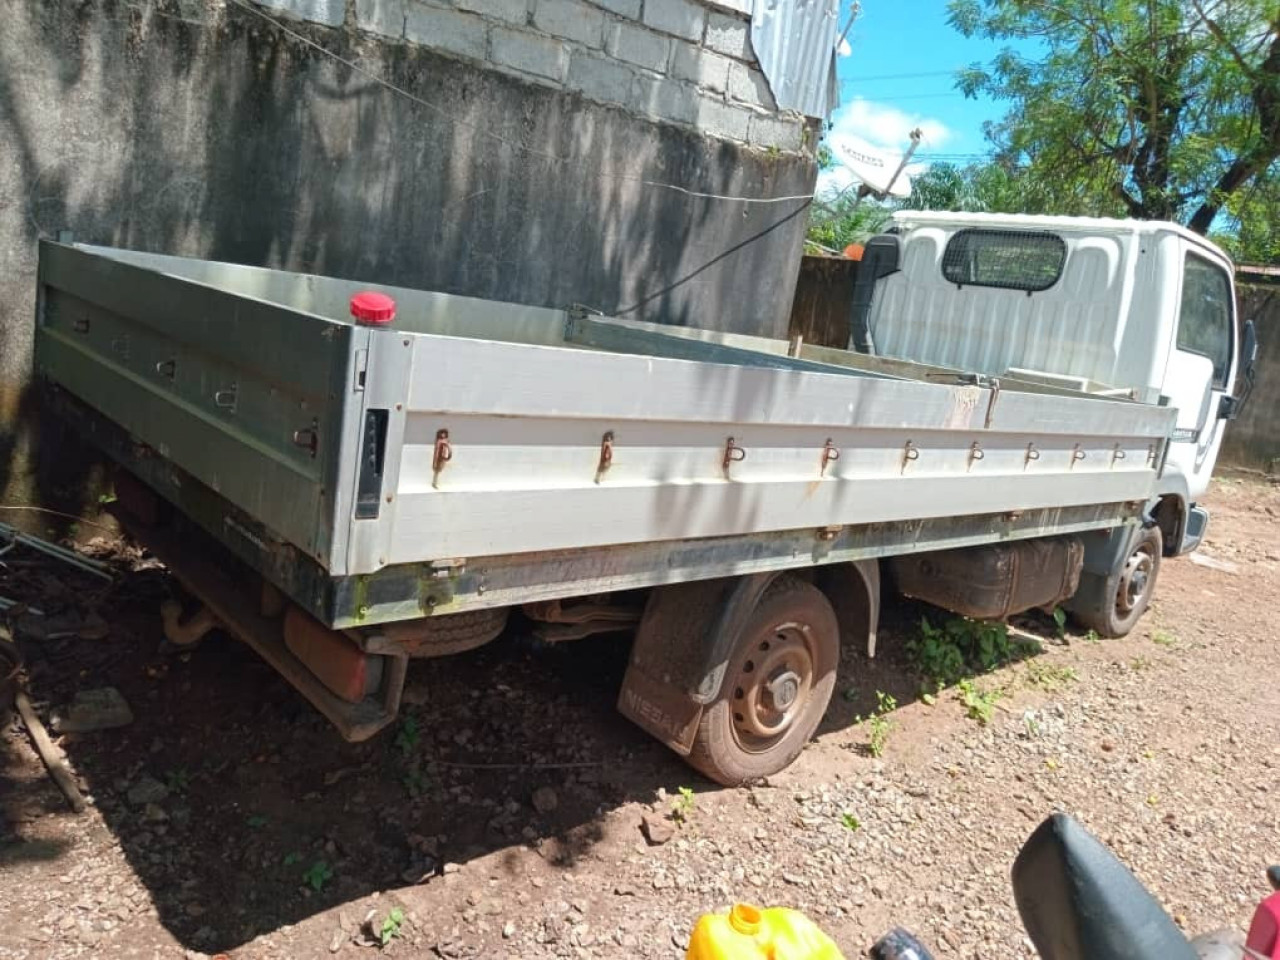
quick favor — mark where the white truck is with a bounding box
[33,211,1257,785]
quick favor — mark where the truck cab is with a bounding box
[854,211,1257,558]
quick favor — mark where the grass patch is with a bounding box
[1025,661,1078,692]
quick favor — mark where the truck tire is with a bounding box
[1069,525,1162,638]
[686,577,839,786]
[376,607,510,657]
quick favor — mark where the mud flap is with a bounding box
[616,669,704,756]
[617,574,775,755]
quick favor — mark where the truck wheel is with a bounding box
[686,577,838,786]
[1070,525,1162,638]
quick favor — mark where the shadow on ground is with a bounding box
[1,554,1069,954]
[1,551,707,953]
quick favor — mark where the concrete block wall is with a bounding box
[268,0,813,152]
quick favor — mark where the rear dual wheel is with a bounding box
[686,578,839,786]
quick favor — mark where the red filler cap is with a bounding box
[349,291,397,325]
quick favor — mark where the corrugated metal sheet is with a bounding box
[750,0,840,119]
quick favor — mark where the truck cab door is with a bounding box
[1160,247,1237,501]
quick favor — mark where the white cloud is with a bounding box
[817,98,951,199]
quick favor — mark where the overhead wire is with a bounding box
[840,69,964,82]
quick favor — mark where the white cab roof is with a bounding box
[891,210,1231,263]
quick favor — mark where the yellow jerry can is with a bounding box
[687,903,846,960]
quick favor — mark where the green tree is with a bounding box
[899,160,1054,214]
[950,0,1280,233]
[1210,178,1280,264]
[806,190,892,252]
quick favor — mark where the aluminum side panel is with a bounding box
[340,332,1174,571]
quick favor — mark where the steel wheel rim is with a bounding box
[729,621,816,754]
[1116,544,1155,615]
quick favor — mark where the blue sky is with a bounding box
[819,0,1019,194]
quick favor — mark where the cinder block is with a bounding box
[641,0,705,42]
[260,0,346,27]
[694,95,750,141]
[355,0,405,37]
[703,0,750,13]
[457,0,529,24]
[587,0,641,18]
[403,2,490,59]
[727,60,774,108]
[670,41,730,92]
[631,75,699,125]
[605,22,670,72]
[567,50,635,104]
[748,113,804,152]
[491,24,570,80]
[533,0,605,46]
[704,10,752,59]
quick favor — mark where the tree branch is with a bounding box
[1112,182,1144,218]
[1188,155,1260,233]
[1188,0,1259,80]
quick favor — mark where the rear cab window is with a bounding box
[1177,253,1234,389]
[941,229,1067,292]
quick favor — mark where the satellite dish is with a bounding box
[834,136,914,199]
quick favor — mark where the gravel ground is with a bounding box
[2,473,1278,959]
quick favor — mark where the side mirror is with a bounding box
[1243,318,1260,373]
[1012,814,1198,960]
[1234,318,1259,414]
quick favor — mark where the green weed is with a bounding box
[165,767,191,793]
[394,717,420,757]
[671,786,695,825]
[910,616,1015,687]
[957,679,1002,726]
[840,812,861,832]
[379,907,406,947]
[303,860,334,892]
[1151,629,1177,647]
[283,852,302,867]
[858,691,897,757]
[246,814,268,829]
[1051,607,1068,638]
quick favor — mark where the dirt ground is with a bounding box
[2,473,1279,960]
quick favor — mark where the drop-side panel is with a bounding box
[345,331,1176,572]
[34,242,352,567]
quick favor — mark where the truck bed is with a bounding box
[35,242,1176,629]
